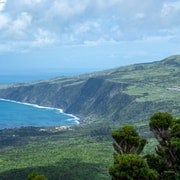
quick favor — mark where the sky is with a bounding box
[0,0,180,74]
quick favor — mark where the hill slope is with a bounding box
[0,55,179,126]
[0,55,179,180]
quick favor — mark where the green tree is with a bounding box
[145,154,166,176]
[149,112,180,179]
[149,112,173,145]
[171,118,180,166]
[109,154,158,180]
[110,125,157,180]
[109,113,179,180]
[112,125,147,155]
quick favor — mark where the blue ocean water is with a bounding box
[0,74,63,85]
[0,69,95,85]
[0,99,79,130]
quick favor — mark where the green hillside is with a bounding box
[0,55,179,125]
[0,55,179,179]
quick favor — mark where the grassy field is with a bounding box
[0,121,159,180]
[0,125,113,180]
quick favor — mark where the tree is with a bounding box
[149,112,173,145]
[109,113,179,180]
[145,154,166,176]
[110,125,157,180]
[148,112,180,179]
[109,154,158,180]
[170,118,180,166]
[112,125,147,155]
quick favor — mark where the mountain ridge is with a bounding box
[0,55,179,126]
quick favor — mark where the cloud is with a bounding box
[0,0,180,52]
[134,13,145,20]
[9,12,32,38]
[141,35,175,43]
[31,28,57,47]
[0,0,6,11]
[161,1,180,17]
[0,13,9,29]
[161,1,180,26]
[47,0,88,19]
[93,0,123,10]
[23,0,43,5]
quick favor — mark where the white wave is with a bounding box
[66,117,80,124]
[58,111,80,124]
[0,98,80,124]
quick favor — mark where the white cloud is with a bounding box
[48,0,88,20]
[134,13,145,20]
[141,35,175,43]
[11,0,43,7]
[9,12,32,38]
[83,38,114,46]
[0,0,6,11]
[31,28,57,47]
[0,13,9,29]
[0,0,180,52]
[73,21,100,35]
[161,1,180,17]
[94,0,123,10]
[23,0,43,5]
[160,1,180,26]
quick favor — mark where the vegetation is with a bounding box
[0,55,179,126]
[109,154,158,180]
[0,125,113,179]
[147,112,180,179]
[110,125,157,180]
[27,171,47,180]
[109,112,180,180]
[112,125,147,155]
[0,55,179,179]
[0,114,179,179]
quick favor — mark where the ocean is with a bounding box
[0,69,95,85]
[0,99,79,130]
[0,74,80,130]
[0,73,67,85]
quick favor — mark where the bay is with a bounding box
[0,99,79,130]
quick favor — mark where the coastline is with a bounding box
[0,98,80,126]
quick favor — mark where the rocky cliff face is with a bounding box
[66,78,134,118]
[0,77,135,122]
